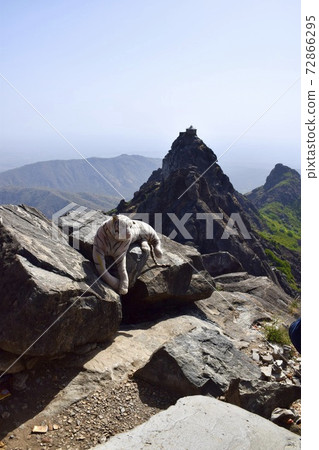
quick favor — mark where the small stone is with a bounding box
[251,350,260,362]
[273,372,285,382]
[283,345,291,358]
[271,407,296,425]
[32,425,48,434]
[261,353,273,364]
[260,366,272,380]
[272,361,283,374]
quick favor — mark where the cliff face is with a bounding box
[115,128,276,282]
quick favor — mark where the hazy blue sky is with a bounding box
[1,0,300,176]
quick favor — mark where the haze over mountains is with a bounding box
[0,138,301,295]
[0,155,161,197]
[0,157,300,196]
[0,154,161,216]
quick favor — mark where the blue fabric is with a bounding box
[289,318,301,354]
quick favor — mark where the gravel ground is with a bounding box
[0,332,301,449]
[0,371,301,450]
[0,371,178,450]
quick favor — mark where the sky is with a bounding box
[0,0,300,177]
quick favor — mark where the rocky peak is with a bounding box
[116,129,277,283]
[264,163,300,191]
[246,163,301,209]
[162,127,217,181]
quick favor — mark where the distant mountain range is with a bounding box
[0,186,118,219]
[0,154,161,198]
[0,154,161,216]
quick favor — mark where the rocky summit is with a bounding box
[116,128,276,284]
[0,132,301,448]
[246,163,301,209]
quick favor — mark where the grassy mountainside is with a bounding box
[246,163,301,293]
[258,200,301,252]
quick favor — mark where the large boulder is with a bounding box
[202,251,243,276]
[93,396,301,450]
[0,204,122,357]
[225,378,301,419]
[135,322,261,397]
[121,234,214,322]
[59,209,214,323]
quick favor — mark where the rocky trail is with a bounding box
[0,201,301,449]
[0,363,177,450]
[0,307,301,450]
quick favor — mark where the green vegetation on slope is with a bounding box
[264,249,299,292]
[257,201,300,253]
[263,320,291,346]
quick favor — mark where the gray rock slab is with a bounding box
[1,204,85,280]
[37,315,203,418]
[0,204,121,357]
[196,280,295,350]
[92,395,301,450]
[58,207,109,261]
[135,322,261,397]
[202,251,243,276]
[214,274,293,314]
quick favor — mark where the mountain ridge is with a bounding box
[0,154,162,199]
[0,154,162,216]
[246,163,301,209]
[0,186,119,218]
[246,163,301,294]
